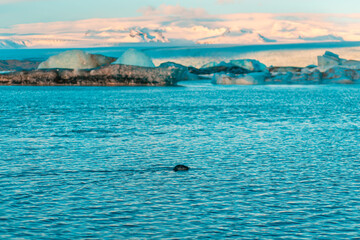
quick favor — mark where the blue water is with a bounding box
[1,82,360,239]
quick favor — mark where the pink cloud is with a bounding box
[216,0,242,4]
[0,0,39,4]
[138,4,208,18]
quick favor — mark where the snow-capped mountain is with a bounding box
[0,40,27,49]
[196,28,277,44]
[129,28,169,43]
[0,13,358,48]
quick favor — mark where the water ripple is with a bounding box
[1,85,360,239]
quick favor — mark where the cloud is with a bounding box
[216,0,242,4]
[0,0,34,4]
[0,0,48,4]
[0,13,359,49]
[138,4,208,18]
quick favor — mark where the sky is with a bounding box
[0,0,359,28]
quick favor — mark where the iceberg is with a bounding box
[159,62,198,80]
[201,61,229,69]
[317,51,360,72]
[229,59,267,72]
[38,50,116,70]
[0,71,13,74]
[112,49,155,68]
[342,60,360,70]
[317,51,346,70]
[201,59,267,72]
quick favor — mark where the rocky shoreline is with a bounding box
[0,64,183,86]
[0,50,359,86]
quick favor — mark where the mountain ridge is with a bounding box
[0,13,358,49]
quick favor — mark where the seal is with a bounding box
[173,165,190,172]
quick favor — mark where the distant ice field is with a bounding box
[0,42,360,68]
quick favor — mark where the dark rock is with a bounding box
[268,72,293,83]
[0,59,41,71]
[188,65,250,75]
[0,64,185,86]
[322,66,360,83]
[308,69,322,82]
[269,66,303,73]
[173,165,190,172]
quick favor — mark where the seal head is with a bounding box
[173,165,190,172]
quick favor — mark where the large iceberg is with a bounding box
[317,51,346,70]
[38,50,116,70]
[211,52,360,85]
[201,59,267,72]
[229,59,267,72]
[159,62,198,80]
[112,49,155,68]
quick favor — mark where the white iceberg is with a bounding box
[0,71,13,74]
[112,49,155,68]
[342,60,360,70]
[317,51,360,72]
[38,50,115,70]
[317,51,346,70]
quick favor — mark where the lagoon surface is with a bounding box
[1,82,360,239]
